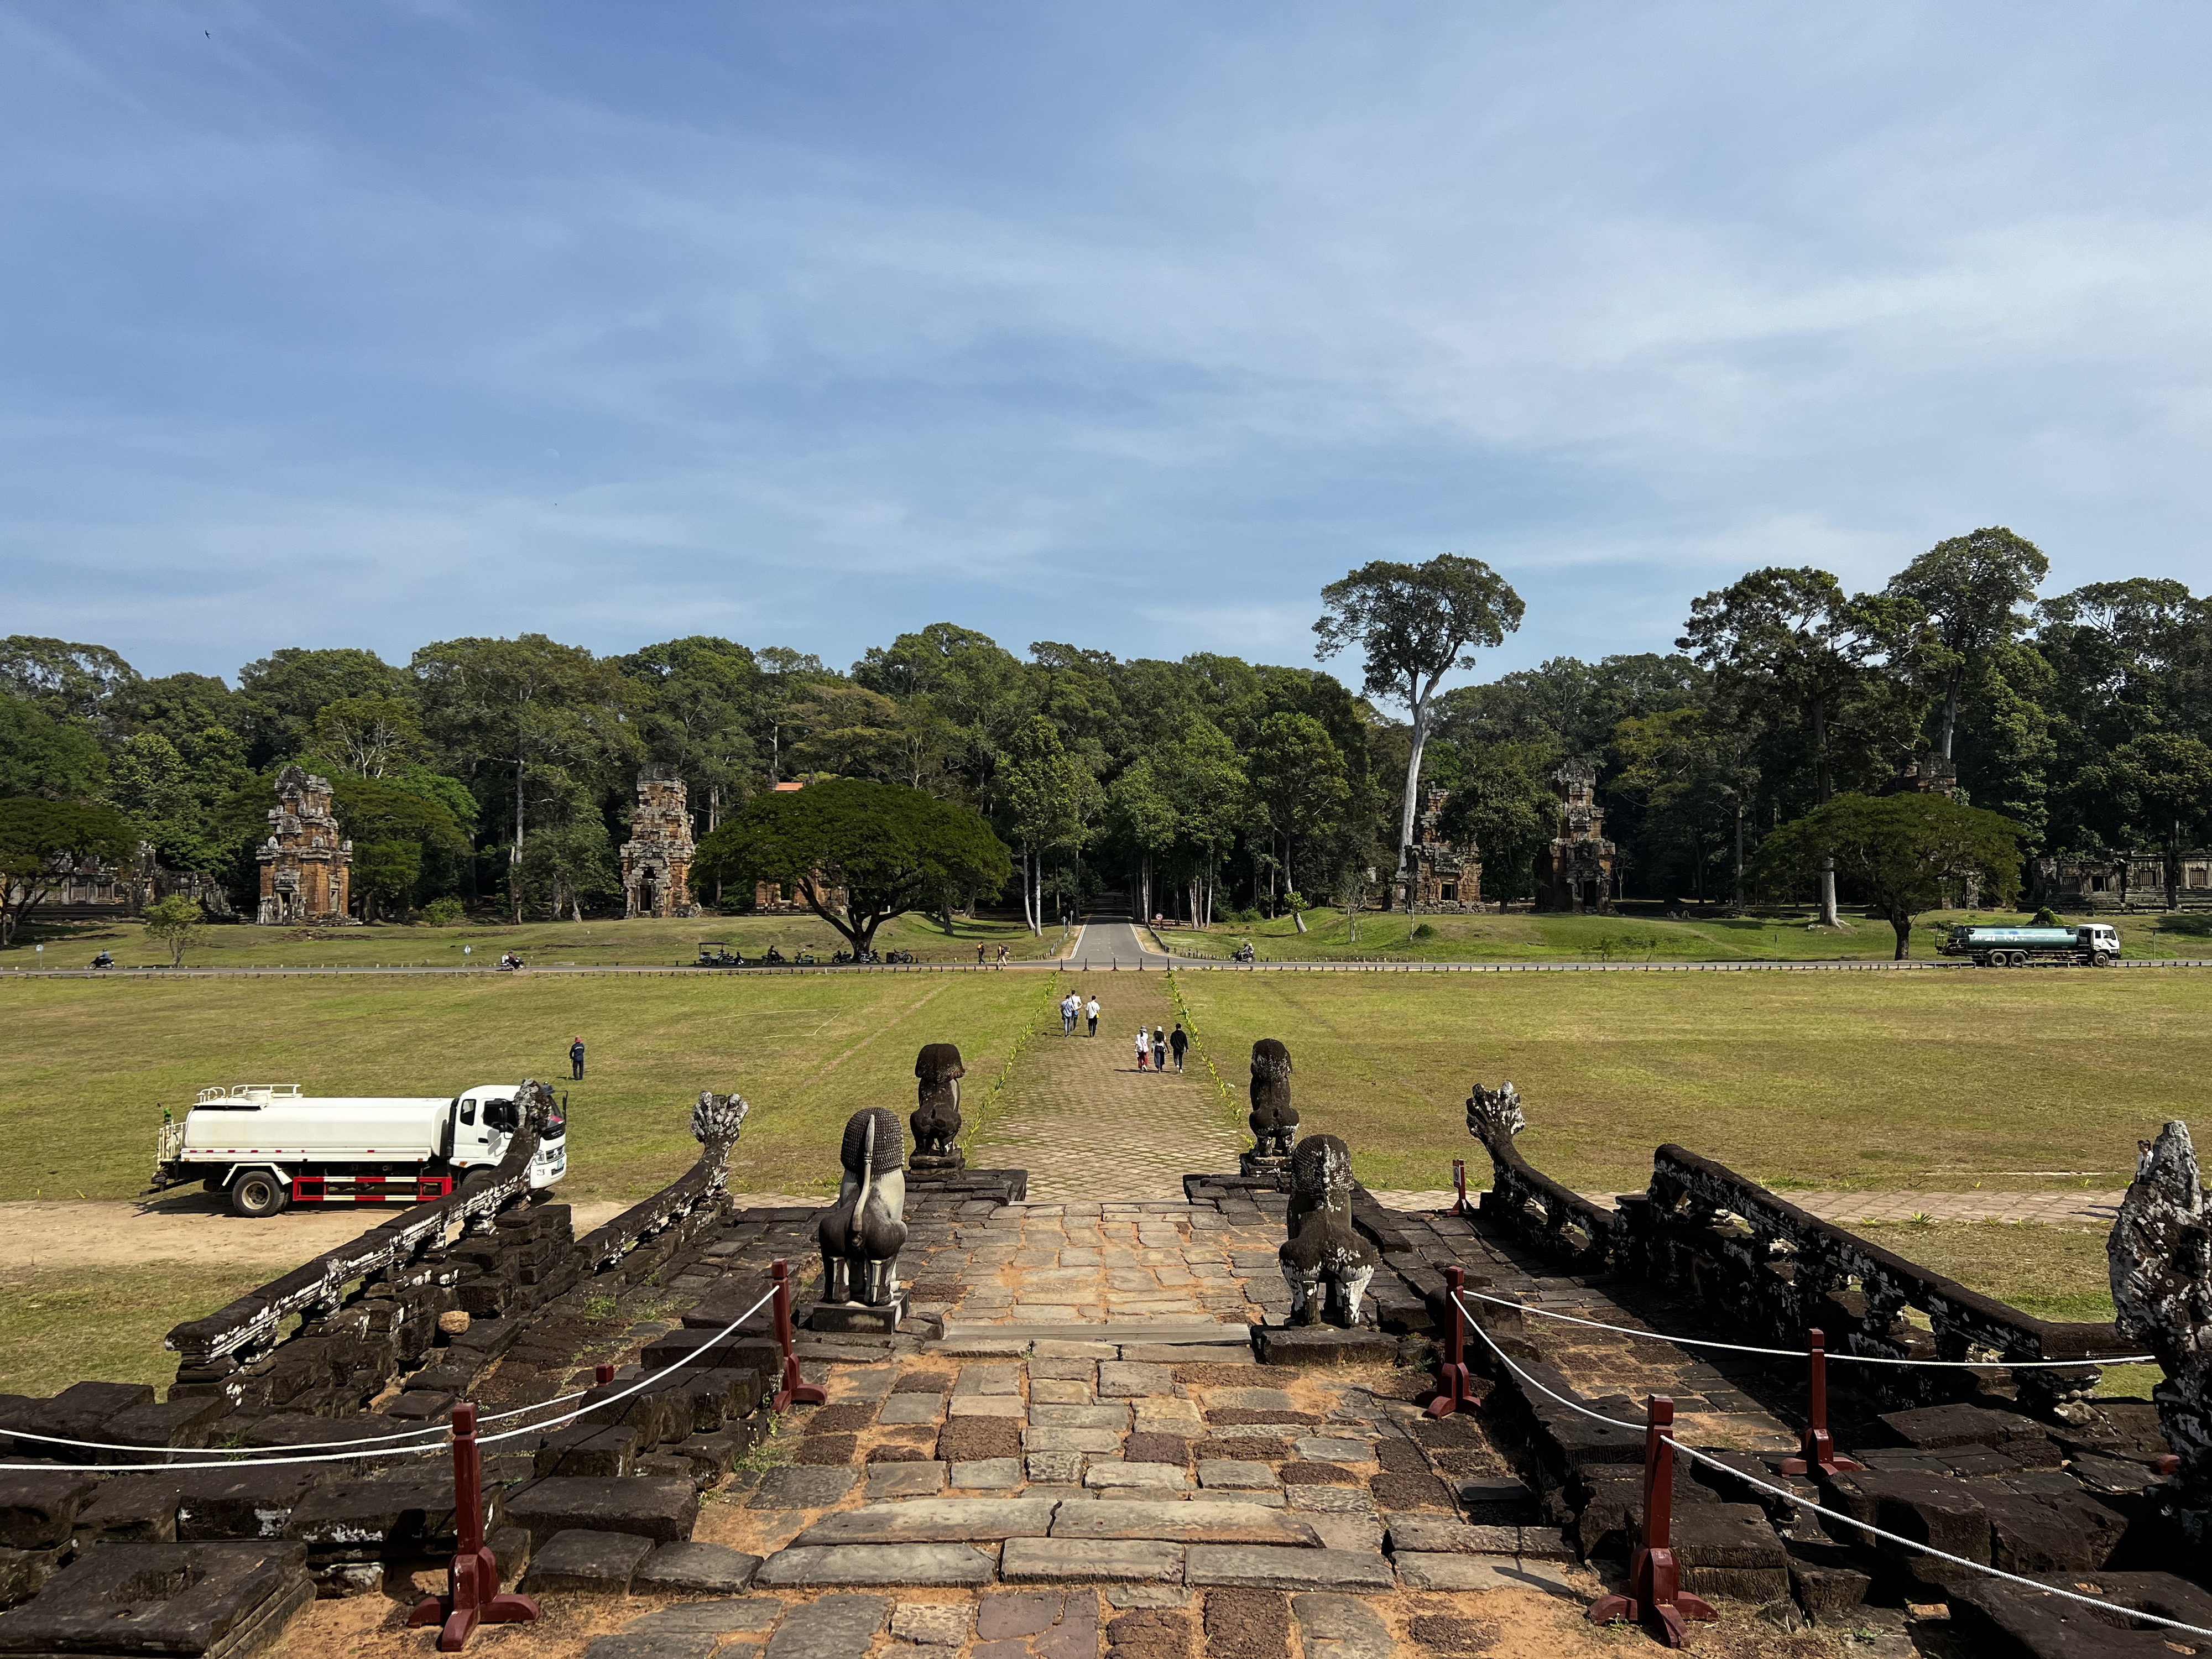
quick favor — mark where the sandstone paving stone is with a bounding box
[763,1592,890,1659]
[1098,1363,1173,1397]
[1086,1464,1188,1491]
[977,1588,1066,1639]
[1051,1501,1318,1546]
[0,1540,314,1659]
[1285,1486,1375,1515]
[1029,1381,1093,1405]
[1305,1516,1385,1554]
[1028,1361,1099,1383]
[1290,1592,1394,1659]
[1384,1516,1519,1556]
[1104,1584,1190,1608]
[1185,1545,1394,1593]
[1030,1405,1128,1429]
[951,1459,1024,1490]
[1293,1438,1374,1464]
[868,1463,950,1500]
[1206,1388,1298,1412]
[1025,1427,1122,1454]
[890,1601,971,1646]
[756,1543,995,1588]
[794,1498,1057,1545]
[1001,1537,1182,1583]
[1394,1554,1582,1594]
[625,1598,784,1636]
[634,1541,764,1594]
[878,1395,946,1426]
[947,1397,1028,1419]
[750,1467,860,1510]
[583,1636,717,1659]
[524,1528,656,1594]
[1026,1453,1083,1484]
[1196,1462,1278,1491]
[954,1367,1022,1396]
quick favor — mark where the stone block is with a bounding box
[760,1592,888,1658]
[806,1295,906,1336]
[793,1498,1056,1546]
[1097,1363,1173,1397]
[1196,1462,1279,1491]
[173,1467,329,1542]
[750,1467,857,1510]
[0,1540,313,1658]
[1001,1537,1182,1583]
[72,1477,181,1546]
[626,1598,784,1636]
[951,1459,1023,1490]
[1658,1503,1788,1601]
[1290,1593,1394,1659]
[865,1462,947,1500]
[1291,1437,1373,1464]
[1086,1463,1188,1491]
[1877,1403,2054,1462]
[890,1601,971,1646]
[1185,1545,1394,1592]
[1285,1485,1374,1515]
[633,1541,763,1594]
[1395,1554,1580,1594]
[755,1543,994,1587]
[32,1381,156,1449]
[1383,1515,1515,1556]
[0,1546,63,1611]
[1052,1502,1317,1546]
[283,1473,479,1558]
[1026,1453,1083,1485]
[503,1477,699,1547]
[97,1397,229,1460]
[0,1472,99,1551]
[1824,1469,1989,1571]
[583,1634,718,1659]
[877,1394,945,1426]
[523,1528,656,1594]
[1950,1569,2212,1659]
[1785,1541,1871,1623]
[1024,1427,1122,1454]
[1251,1327,1398,1367]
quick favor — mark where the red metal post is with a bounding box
[1425,1266,1478,1418]
[771,1258,826,1412]
[408,1403,538,1650]
[1451,1159,1469,1217]
[1587,1395,1717,1648]
[1780,1328,1863,1478]
[596,1363,615,1386]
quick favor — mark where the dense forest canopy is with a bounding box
[5,533,2211,927]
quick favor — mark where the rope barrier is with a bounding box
[1449,1292,2212,1643]
[0,1286,776,1473]
[1455,1284,2154,1368]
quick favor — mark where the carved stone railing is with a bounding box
[1626,1144,2117,1411]
[576,1091,747,1275]
[1473,1129,1622,1272]
[166,1123,541,1370]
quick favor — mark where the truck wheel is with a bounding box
[229,1171,288,1218]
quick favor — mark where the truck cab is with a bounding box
[2080,924,2121,963]
[452,1084,568,1187]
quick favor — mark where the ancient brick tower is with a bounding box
[255,766,353,925]
[622,767,699,919]
[1534,759,1615,912]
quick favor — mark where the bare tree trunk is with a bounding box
[1939,671,1962,761]
[1732,800,1746,912]
[510,753,525,925]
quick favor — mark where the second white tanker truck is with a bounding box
[1939,922,2122,968]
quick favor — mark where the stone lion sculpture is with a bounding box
[909,1042,966,1171]
[2111,1119,2212,1482]
[1244,1039,1299,1171]
[818,1107,909,1307]
[1279,1133,1380,1328]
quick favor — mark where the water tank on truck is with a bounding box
[1938,923,2120,968]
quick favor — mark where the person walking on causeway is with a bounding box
[1086,995,1099,1037]
[1169,1022,1188,1073]
[569,1036,586,1081]
[1135,1029,1150,1072]
[1151,1026,1167,1073]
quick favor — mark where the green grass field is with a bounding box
[1171,968,2211,1197]
[0,972,1058,1204]
[1159,906,2212,964]
[0,1265,275,1398]
[2,909,1068,971]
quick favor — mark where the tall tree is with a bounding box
[2086,734,2212,910]
[1313,554,1524,907]
[691,779,1010,956]
[1245,712,1349,905]
[0,798,137,945]
[999,716,1091,935]
[1154,717,1246,926]
[1108,755,1177,922]
[312,696,430,779]
[234,647,407,768]
[1437,741,1562,905]
[0,695,107,800]
[1612,707,1760,909]
[620,636,762,833]
[1886,526,2049,762]
[0,637,138,730]
[1753,793,2023,959]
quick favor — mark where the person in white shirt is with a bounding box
[1085,997,1099,1037]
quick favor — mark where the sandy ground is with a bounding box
[0,1196,634,1270]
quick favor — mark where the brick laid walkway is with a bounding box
[968,969,1244,1204]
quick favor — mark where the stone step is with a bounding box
[791,1498,1058,1546]
[755,1542,995,1588]
[1001,1537,1183,1584]
[933,1319,1250,1347]
[1049,1501,1319,1547]
[1185,1545,1396,1592]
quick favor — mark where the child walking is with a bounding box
[1135,1029,1150,1071]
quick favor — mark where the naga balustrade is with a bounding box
[1472,1125,1623,1272]
[1621,1144,2113,1411]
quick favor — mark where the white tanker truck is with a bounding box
[150,1082,567,1217]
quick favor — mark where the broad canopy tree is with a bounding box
[1886,527,2049,763]
[0,797,138,946]
[1313,554,1523,907]
[1753,792,2022,959]
[690,778,1010,956]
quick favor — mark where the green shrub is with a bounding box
[2031,906,2063,926]
[421,896,466,926]
[1411,922,1437,940]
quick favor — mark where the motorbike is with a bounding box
[498,952,525,972]
[91,951,114,970]
[831,948,854,966]
[884,949,915,964]
[793,950,816,966]
[1232,942,1256,963]
[764,946,786,966]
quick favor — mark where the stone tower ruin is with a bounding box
[622,766,699,919]
[255,765,354,925]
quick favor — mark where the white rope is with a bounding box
[0,1286,778,1472]
[1449,1293,2212,1644]
[1456,1284,2155,1369]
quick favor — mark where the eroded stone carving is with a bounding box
[818,1107,909,1307]
[1241,1039,1298,1176]
[909,1042,966,1172]
[1279,1134,1379,1327]
[1465,1080,1525,1145]
[691,1090,750,1198]
[2110,1119,2212,1483]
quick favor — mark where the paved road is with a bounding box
[1064,915,1172,968]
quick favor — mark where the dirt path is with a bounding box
[967,968,1243,1201]
[0,1197,632,1271]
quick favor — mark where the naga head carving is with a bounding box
[692,1090,750,1147]
[1465,1081,1525,1144]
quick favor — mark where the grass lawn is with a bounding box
[0,1265,278,1398]
[0,972,1060,1204]
[1855,1220,2158,1399]
[1170,969,2211,1197]
[1159,906,2212,964]
[2,909,1068,972]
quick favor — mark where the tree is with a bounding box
[1886,527,2048,762]
[1437,742,1558,905]
[1612,708,1760,909]
[1000,717,1091,935]
[691,778,1010,956]
[0,695,107,800]
[1246,712,1349,910]
[327,774,472,917]
[620,636,763,833]
[0,797,138,946]
[141,894,206,968]
[0,637,138,728]
[313,696,431,778]
[2087,734,2212,910]
[510,813,619,922]
[352,842,424,924]
[1154,717,1247,927]
[1313,555,1524,907]
[235,647,408,768]
[1752,793,2022,958]
[107,727,254,875]
[1108,755,1177,922]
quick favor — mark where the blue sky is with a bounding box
[4,3,2207,688]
